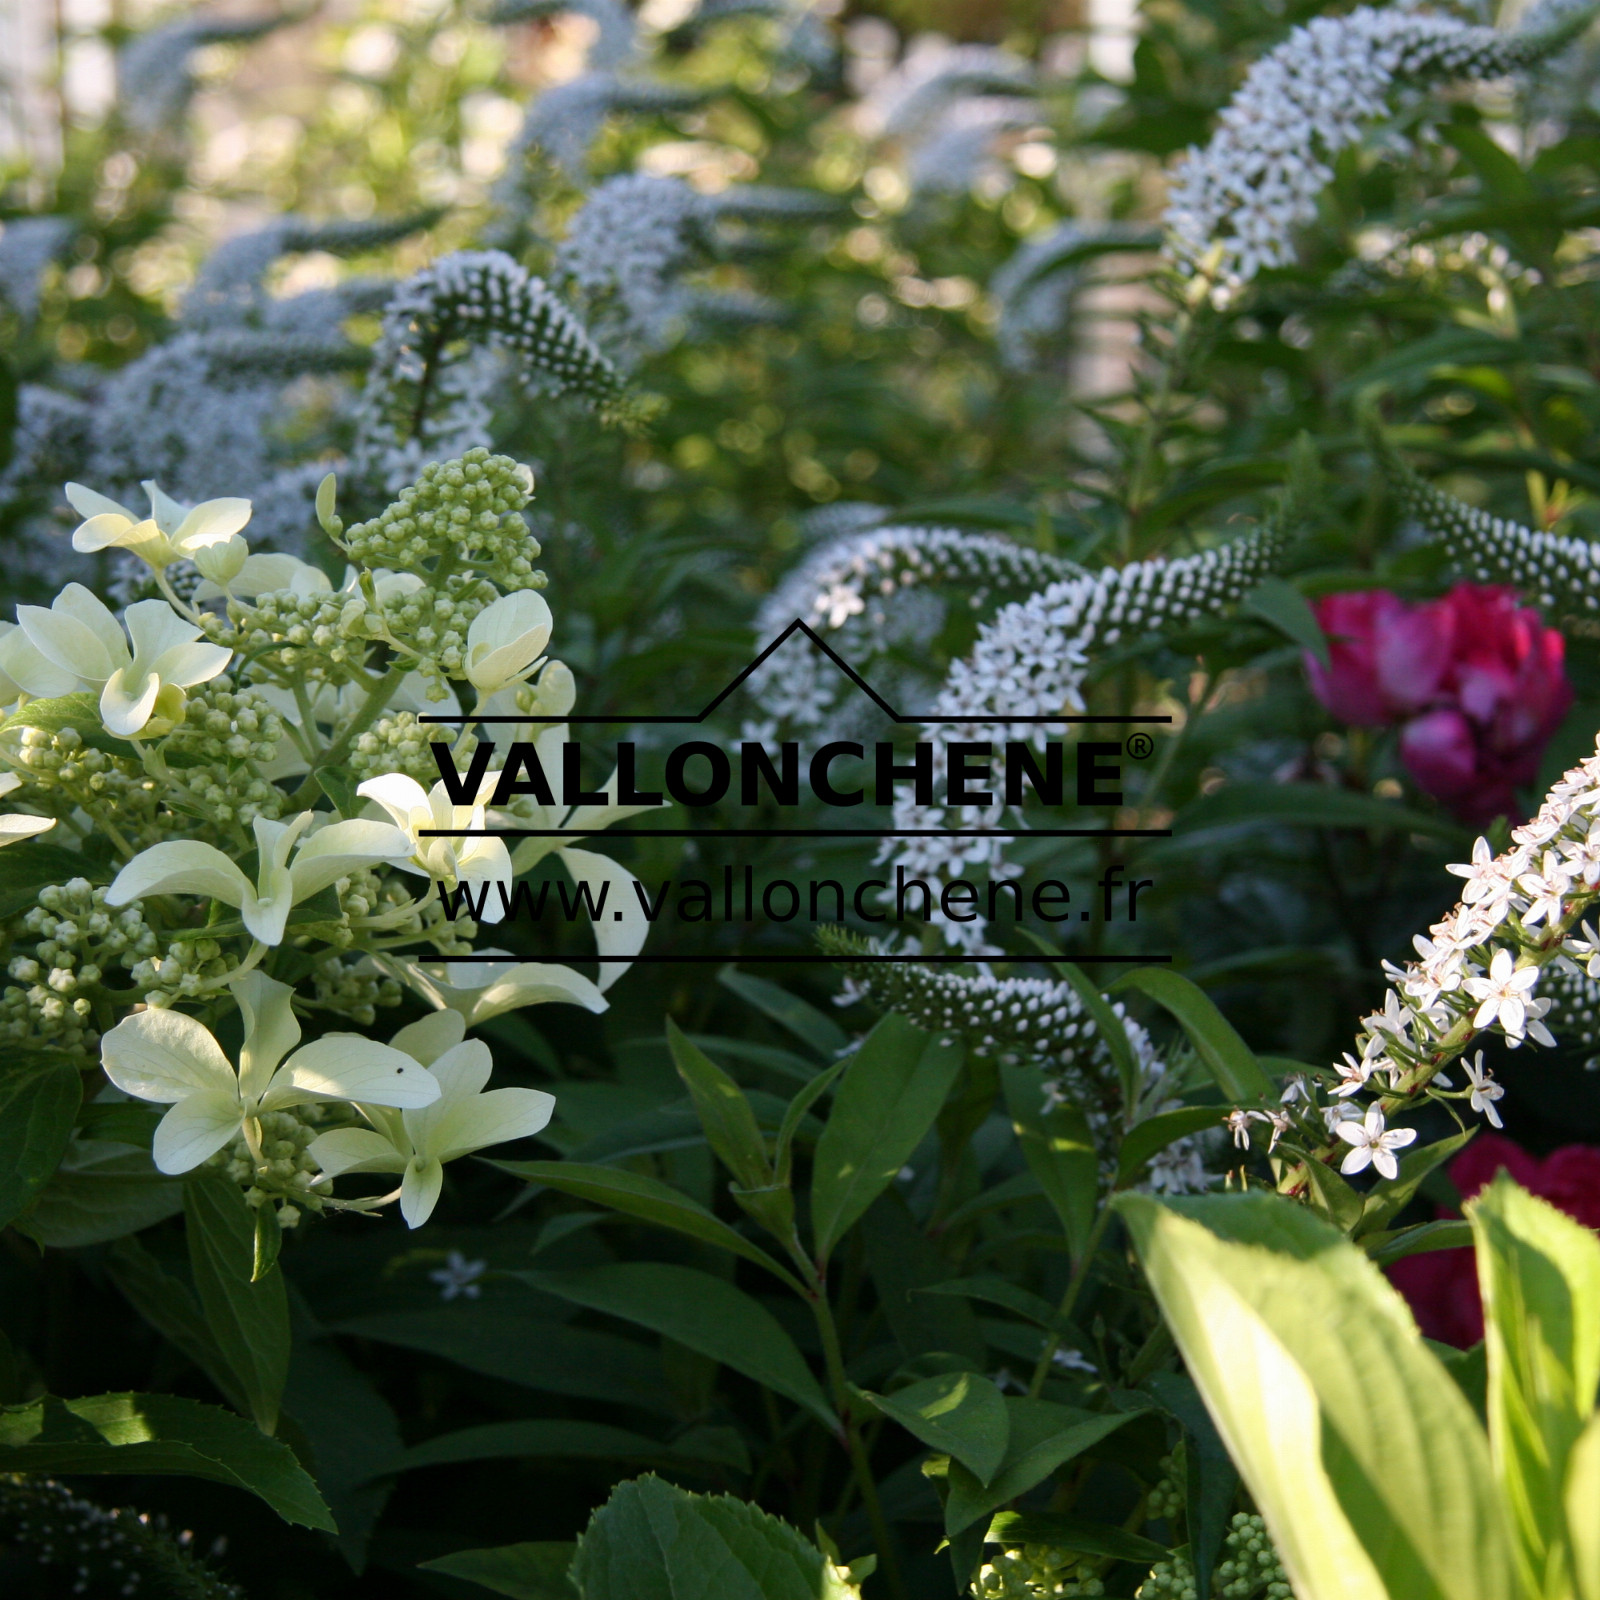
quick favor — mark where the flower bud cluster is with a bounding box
[1145,1450,1185,1523]
[217,586,373,683]
[209,1103,339,1221]
[972,1545,1106,1598]
[342,448,545,591]
[129,938,233,1009]
[3,726,162,844]
[1,880,158,1051]
[376,574,501,699]
[1214,1515,1292,1599]
[308,953,402,1027]
[350,713,475,787]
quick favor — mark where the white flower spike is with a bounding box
[1335,1106,1417,1182]
[99,972,442,1175]
[307,1027,555,1227]
[106,811,412,945]
[15,587,231,738]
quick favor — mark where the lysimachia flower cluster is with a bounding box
[873,519,1293,950]
[819,929,1212,1194]
[747,525,1084,738]
[0,451,647,1233]
[1225,732,1600,1190]
[1165,0,1599,294]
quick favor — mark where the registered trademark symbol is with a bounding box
[1125,732,1155,760]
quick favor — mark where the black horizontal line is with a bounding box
[418,616,1166,725]
[422,954,1171,964]
[419,828,1172,838]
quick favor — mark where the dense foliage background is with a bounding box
[6,0,1600,1596]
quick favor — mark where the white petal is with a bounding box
[427,1086,556,1165]
[99,670,162,737]
[65,482,134,521]
[357,773,430,831]
[289,819,412,900]
[562,769,669,834]
[388,1009,466,1065]
[464,589,553,692]
[274,1036,443,1109]
[400,1159,444,1228]
[0,814,55,847]
[123,600,200,665]
[101,1008,237,1104]
[556,845,649,991]
[239,886,293,947]
[232,972,302,1101]
[151,1092,243,1174]
[305,1127,408,1179]
[107,841,252,911]
[149,640,232,690]
[142,480,190,533]
[426,1039,495,1101]
[172,496,252,551]
[1372,1148,1400,1181]
[469,962,607,1023]
[1339,1145,1373,1176]
[19,592,122,680]
[0,626,81,696]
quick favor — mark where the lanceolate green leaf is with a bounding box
[419,1542,577,1599]
[1109,969,1273,1102]
[1119,1192,1514,1600]
[1043,952,1142,1115]
[1469,1175,1600,1598]
[1001,1063,1098,1254]
[521,1263,835,1430]
[0,1056,81,1229]
[665,1021,774,1193]
[184,1175,290,1435]
[858,1371,1010,1485]
[1243,575,1329,666]
[1117,1106,1228,1190]
[0,1391,334,1530]
[393,1419,733,1474]
[717,967,849,1058]
[810,1016,964,1264]
[492,1160,806,1293]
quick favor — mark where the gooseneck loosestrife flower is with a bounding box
[1223,732,1600,1191]
[0,450,645,1231]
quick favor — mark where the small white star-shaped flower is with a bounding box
[1463,949,1541,1040]
[1460,1051,1505,1129]
[1336,1107,1417,1181]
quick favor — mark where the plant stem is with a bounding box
[1028,1202,1114,1397]
[809,1279,906,1600]
[289,661,407,808]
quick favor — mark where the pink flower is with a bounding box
[1387,1133,1600,1346]
[1305,585,1571,825]
[1306,591,1453,724]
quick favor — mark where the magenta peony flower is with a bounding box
[1387,1133,1600,1346]
[1306,584,1571,824]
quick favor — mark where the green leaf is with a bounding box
[0,840,110,919]
[984,1509,1167,1564]
[1470,1175,1600,1598]
[0,693,132,761]
[1243,576,1328,666]
[0,1056,81,1228]
[317,766,362,820]
[1109,969,1273,1103]
[1304,1156,1365,1235]
[419,1542,577,1599]
[1362,1219,1475,1267]
[1119,1191,1514,1600]
[571,1475,858,1600]
[944,1399,1142,1536]
[1001,1063,1098,1254]
[1148,1369,1238,1600]
[521,1264,836,1431]
[665,1021,773,1192]
[394,1420,734,1474]
[859,1195,988,1365]
[773,1059,847,1187]
[493,1160,804,1291]
[1174,782,1464,843]
[0,1392,335,1530]
[184,1176,290,1435]
[1117,1106,1228,1190]
[858,1370,1010,1484]
[253,1203,281,1282]
[18,1141,183,1248]
[919,1277,1064,1331]
[810,1016,964,1264]
[1030,946,1141,1114]
[1566,1411,1600,1600]
[717,967,848,1058]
